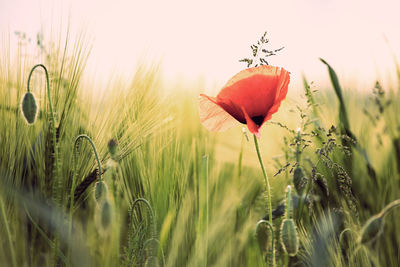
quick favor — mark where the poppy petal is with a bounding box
[262,68,290,124]
[224,65,280,88]
[217,65,282,119]
[199,94,238,132]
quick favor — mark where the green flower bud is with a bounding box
[100,200,112,230]
[359,214,384,244]
[107,139,118,158]
[94,180,108,205]
[255,220,271,254]
[280,219,299,256]
[21,92,38,124]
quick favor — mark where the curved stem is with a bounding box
[253,135,275,267]
[28,64,62,266]
[381,199,400,217]
[339,228,357,246]
[69,135,102,239]
[131,198,156,238]
[27,64,60,201]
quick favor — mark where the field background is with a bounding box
[0,30,400,267]
[2,0,400,263]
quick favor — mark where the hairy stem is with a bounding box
[69,134,102,236]
[253,135,275,267]
[27,64,60,203]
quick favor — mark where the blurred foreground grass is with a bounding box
[1,33,400,267]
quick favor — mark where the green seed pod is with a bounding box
[293,166,305,195]
[256,222,270,254]
[255,219,273,262]
[144,256,159,267]
[359,214,384,244]
[100,200,112,230]
[21,92,38,124]
[280,219,299,256]
[94,180,108,205]
[107,139,118,159]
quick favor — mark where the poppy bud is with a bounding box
[359,214,384,244]
[293,166,305,195]
[280,219,299,256]
[107,139,118,158]
[21,92,38,124]
[255,220,271,254]
[100,200,112,230]
[94,180,108,205]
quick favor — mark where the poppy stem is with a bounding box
[27,64,62,265]
[69,134,102,235]
[27,64,60,202]
[253,134,275,267]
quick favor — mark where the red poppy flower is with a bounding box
[199,65,290,137]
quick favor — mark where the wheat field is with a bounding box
[1,31,400,267]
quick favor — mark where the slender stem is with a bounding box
[69,134,102,236]
[24,206,68,264]
[253,135,275,267]
[339,228,357,246]
[381,199,400,217]
[285,186,292,219]
[28,64,60,201]
[131,198,156,238]
[237,132,244,181]
[27,64,61,265]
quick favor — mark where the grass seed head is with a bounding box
[21,92,38,124]
[359,214,384,244]
[280,219,299,256]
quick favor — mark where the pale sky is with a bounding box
[1,0,400,91]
